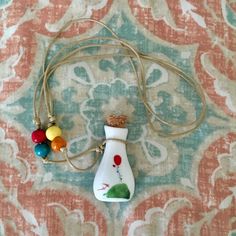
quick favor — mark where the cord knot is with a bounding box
[48,115,56,126]
[96,143,105,153]
[33,117,41,128]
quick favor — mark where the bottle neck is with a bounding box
[104,125,128,141]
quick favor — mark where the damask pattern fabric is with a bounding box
[0,1,236,235]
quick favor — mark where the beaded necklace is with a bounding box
[31,18,206,201]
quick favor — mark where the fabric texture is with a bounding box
[0,0,236,235]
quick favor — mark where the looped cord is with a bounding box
[42,138,126,171]
[33,18,206,170]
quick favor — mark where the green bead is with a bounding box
[46,125,62,141]
[34,143,50,158]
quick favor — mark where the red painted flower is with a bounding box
[114,155,122,166]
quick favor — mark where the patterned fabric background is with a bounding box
[0,0,236,235]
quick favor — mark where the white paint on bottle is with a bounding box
[93,125,135,202]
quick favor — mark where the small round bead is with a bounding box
[34,143,50,158]
[51,136,67,152]
[46,125,62,141]
[31,129,47,143]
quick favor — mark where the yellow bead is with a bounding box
[46,125,62,141]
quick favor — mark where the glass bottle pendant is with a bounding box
[93,125,135,202]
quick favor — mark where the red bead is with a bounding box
[31,129,47,143]
[51,136,67,152]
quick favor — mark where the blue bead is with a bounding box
[34,143,50,157]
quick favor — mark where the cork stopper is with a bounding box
[106,115,128,128]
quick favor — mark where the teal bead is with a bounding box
[34,143,50,158]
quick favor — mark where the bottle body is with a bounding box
[93,125,135,202]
